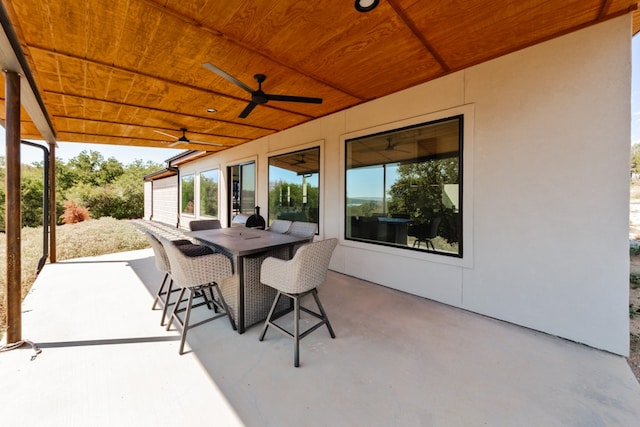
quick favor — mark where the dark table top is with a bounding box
[187,228,309,257]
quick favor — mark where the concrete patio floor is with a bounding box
[1,248,640,426]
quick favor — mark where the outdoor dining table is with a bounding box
[187,227,310,333]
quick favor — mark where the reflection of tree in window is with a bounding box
[268,147,320,230]
[388,158,459,247]
[181,174,194,214]
[200,169,218,217]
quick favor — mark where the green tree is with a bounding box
[0,153,163,228]
[268,181,319,223]
[21,165,46,227]
[66,158,162,220]
[387,157,460,243]
[66,150,124,186]
[632,143,640,177]
[387,158,459,218]
[200,176,218,217]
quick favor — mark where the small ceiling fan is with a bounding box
[153,128,223,147]
[202,62,323,118]
[293,154,307,165]
[384,137,411,153]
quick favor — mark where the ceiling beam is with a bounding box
[387,0,450,73]
[28,45,321,121]
[42,90,281,133]
[137,0,365,101]
[51,115,251,142]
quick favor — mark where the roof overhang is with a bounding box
[0,1,638,153]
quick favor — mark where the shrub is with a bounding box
[60,200,91,224]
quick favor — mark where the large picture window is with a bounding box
[181,174,195,215]
[268,147,320,231]
[199,169,218,217]
[345,116,462,257]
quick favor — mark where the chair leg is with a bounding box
[167,287,185,331]
[294,295,300,367]
[168,284,233,355]
[259,291,283,341]
[179,289,194,355]
[311,289,335,338]
[260,289,334,367]
[207,286,219,313]
[152,273,169,310]
[160,279,175,326]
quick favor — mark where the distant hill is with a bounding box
[346,196,383,206]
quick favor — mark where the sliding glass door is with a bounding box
[227,161,256,225]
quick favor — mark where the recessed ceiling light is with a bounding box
[355,0,379,13]
[206,108,217,113]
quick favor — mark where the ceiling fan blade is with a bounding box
[168,140,223,148]
[239,102,258,118]
[154,129,178,139]
[189,140,224,147]
[266,94,323,104]
[202,62,254,94]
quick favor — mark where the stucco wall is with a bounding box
[171,16,631,355]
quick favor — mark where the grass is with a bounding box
[0,217,149,336]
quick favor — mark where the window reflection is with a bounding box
[199,169,218,217]
[268,147,320,231]
[181,174,195,214]
[229,162,255,217]
[345,116,462,257]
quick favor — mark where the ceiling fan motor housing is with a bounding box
[252,74,268,104]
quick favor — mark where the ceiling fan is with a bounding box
[202,62,323,118]
[384,137,411,153]
[153,128,223,147]
[293,154,307,165]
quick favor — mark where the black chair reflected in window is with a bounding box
[408,217,442,250]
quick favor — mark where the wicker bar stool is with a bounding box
[267,219,292,234]
[144,231,193,326]
[259,238,338,367]
[285,221,317,254]
[159,236,236,355]
[189,219,222,231]
[285,221,316,241]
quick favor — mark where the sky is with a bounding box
[1,35,640,166]
[633,35,640,145]
[0,128,185,166]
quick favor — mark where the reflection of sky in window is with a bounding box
[270,162,400,198]
[347,164,399,198]
[269,167,319,187]
[201,169,218,183]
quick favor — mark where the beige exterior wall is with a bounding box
[143,181,152,220]
[168,16,631,355]
[150,176,178,226]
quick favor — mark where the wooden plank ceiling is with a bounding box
[0,0,638,153]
